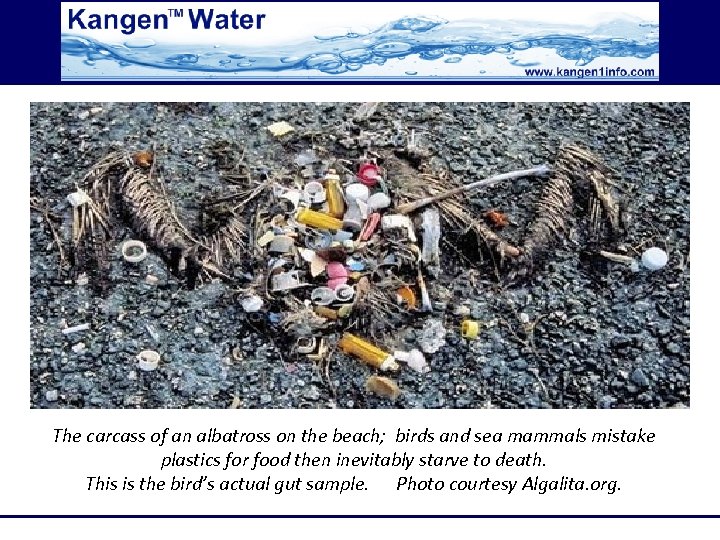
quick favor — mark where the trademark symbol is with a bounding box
[168,8,184,17]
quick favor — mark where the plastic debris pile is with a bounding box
[246,152,449,395]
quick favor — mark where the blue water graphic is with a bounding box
[61,15,658,76]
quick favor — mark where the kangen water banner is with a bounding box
[61,2,659,81]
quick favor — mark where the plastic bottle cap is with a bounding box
[641,247,668,271]
[121,240,148,263]
[137,350,160,371]
[461,320,480,339]
[358,163,381,186]
[311,287,336,306]
[335,284,355,302]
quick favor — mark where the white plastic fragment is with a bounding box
[266,121,295,137]
[381,214,417,242]
[367,192,391,210]
[393,349,430,373]
[345,183,370,202]
[71,343,86,353]
[61,323,90,335]
[641,247,668,271]
[241,295,264,312]
[271,270,303,291]
[294,150,317,166]
[280,190,302,209]
[136,350,160,372]
[121,240,147,263]
[66,189,90,208]
[256,230,275,247]
[310,254,327,277]
[298,248,315,262]
[268,235,295,253]
[303,181,326,204]
[296,337,317,354]
[343,204,364,231]
[420,207,441,271]
[354,102,379,119]
[418,319,447,353]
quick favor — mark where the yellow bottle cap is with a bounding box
[461,320,480,339]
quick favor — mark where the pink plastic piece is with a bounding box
[358,163,381,187]
[359,212,381,241]
[326,261,349,279]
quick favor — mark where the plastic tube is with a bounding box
[339,333,398,371]
[296,208,343,230]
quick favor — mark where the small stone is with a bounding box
[598,395,616,408]
[303,386,321,400]
[519,312,530,324]
[45,389,58,402]
[145,274,159,285]
[631,368,650,387]
[194,327,204,335]
[71,342,86,353]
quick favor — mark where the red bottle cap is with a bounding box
[358,163,380,186]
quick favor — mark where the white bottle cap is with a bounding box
[137,350,160,371]
[641,247,668,271]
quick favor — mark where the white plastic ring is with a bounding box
[311,287,336,306]
[334,284,355,303]
[136,350,160,371]
[122,240,148,263]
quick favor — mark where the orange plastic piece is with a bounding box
[397,286,417,309]
[296,208,343,230]
[339,333,397,370]
[133,150,154,169]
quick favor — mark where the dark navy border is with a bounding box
[1,514,719,518]
[5,0,715,84]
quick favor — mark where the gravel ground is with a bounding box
[30,102,690,409]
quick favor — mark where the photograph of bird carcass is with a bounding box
[30,102,689,409]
